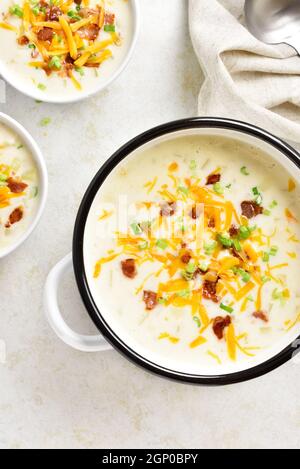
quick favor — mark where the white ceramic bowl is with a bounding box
[0,0,139,104]
[0,112,48,259]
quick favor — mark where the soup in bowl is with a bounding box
[0,0,138,103]
[0,112,47,258]
[45,118,300,384]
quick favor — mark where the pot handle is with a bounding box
[44,253,112,352]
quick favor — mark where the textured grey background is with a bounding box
[0,0,299,449]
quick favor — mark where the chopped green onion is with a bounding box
[262,252,270,263]
[16,144,23,149]
[252,187,263,205]
[263,209,271,216]
[158,298,167,305]
[104,24,116,32]
[30,186,38,199]
[193,316,201,328]
[40,117,51,127]
[204,241,217,255]
[138,241,149,250]
[213,182,224,195]
[220,303,234,314]
[156,239,168,250]
[0,174,7,182]
[240,166,250,176]
[130,222,142,235]
[10,5,24,17]
[190,160,197,171]
[32,5,39,16]
[226,183,232,189]
[269,200,278,209]
[49,55,62,70]
[247,295,254,302]
[237,268,251,283]
[67,10,81,20]
[238,225,251,240]
[37,83,46,91]
[178,186,189,196]
[28,43,36,49]
[261,275,271,284]
[186,262,196,274]
[199,261,209,272]
[232,238,242,252]
[217,233,233,248]
[272,288,283,300]
[75,66,85,76]
[177,289,190,298]
[270,246,278,256]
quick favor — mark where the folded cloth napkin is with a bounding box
[189,0,300,144]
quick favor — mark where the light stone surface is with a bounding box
[0,0,300,450]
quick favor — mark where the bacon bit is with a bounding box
[17,35,29,46]
[160,201,176,217]
[206,173,220,185]
[229,225,239,237]
[77,23,100,41]
[105,13,116,24]
[212,315,231,340]
[37,27,54,42]
[7,178,28,194]
[241,200,263,219]
[181,252,192,264]
[253,311,268,323]
[121,259,137,279]
[143,290,158,310]
[203,279,219,303]
[288,178,296,192]
[190,205,201,219]
[285,208,298,222]
[208,217,215,228]
[79,8,98,18]
[45,6,62,22]
[5,207,23,228]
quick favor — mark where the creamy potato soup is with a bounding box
[0,0,133,99]
[84,134,300,373]
[0,122,39,253]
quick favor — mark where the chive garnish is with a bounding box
[240,166,249,176]
[10,5,23,17]
[104,24,116,32]
[130,222,142,235]
[262,252,270,263]
[156,239,168,250]
[220,303,234,314]
[217,233,232,248]
[193,316,201,328]
[190,160,197,171]
[40,117,51,127]
[213,182,224,195]
[204,241,217,255]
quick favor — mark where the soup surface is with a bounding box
[0,0,133,100]
[0,122,39,253]
[84,134,300,372]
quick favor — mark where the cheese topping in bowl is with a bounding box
[0,122,39,254]
[0,0,133,100]
[84,134,300,373]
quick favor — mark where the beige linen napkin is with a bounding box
[189,0,300,144]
